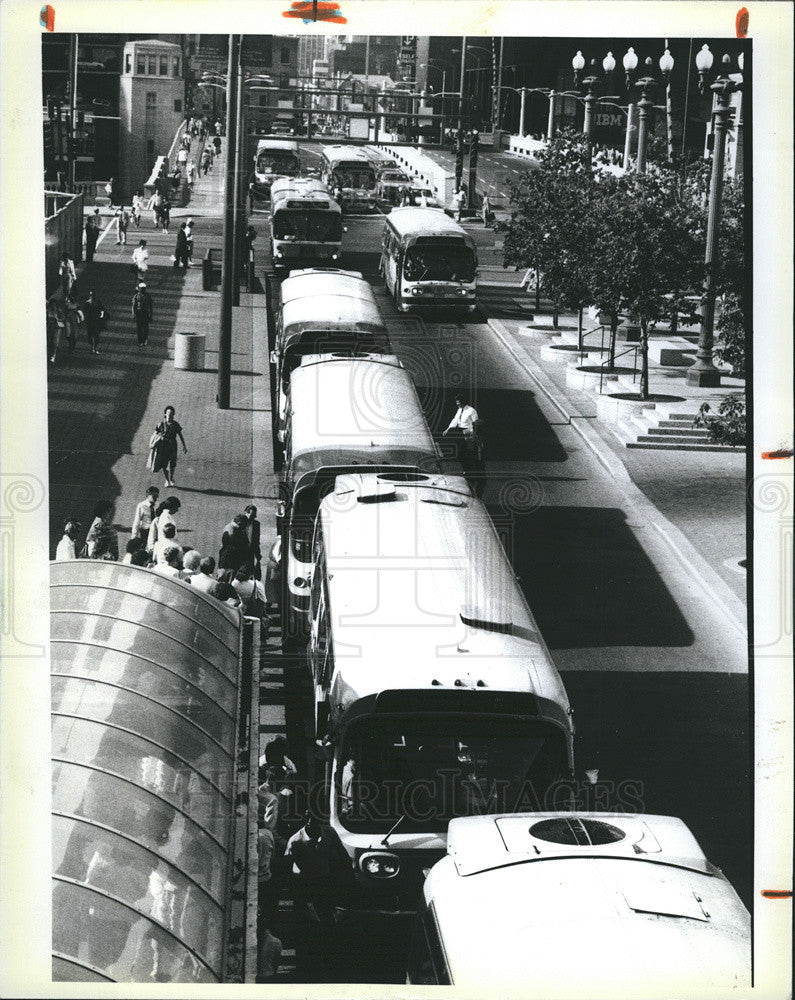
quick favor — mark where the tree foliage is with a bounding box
[694,393,746,446]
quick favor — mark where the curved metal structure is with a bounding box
[50,561,243,984]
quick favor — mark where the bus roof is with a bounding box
[281,291,386,341]
[385,207,470,240]
[289,356,436,464]
[280,268,370,306]
[256,137,299,154]
[318,473,570,717]
[271,176,339,212]
[322,144,373,165]
[424,813,750,993]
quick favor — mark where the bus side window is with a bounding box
[407,905,451,985]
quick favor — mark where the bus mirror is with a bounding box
[270,350,278,366]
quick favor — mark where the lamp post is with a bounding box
[686,47,743,388]
[217,33,241,411]
[622,46,674,173]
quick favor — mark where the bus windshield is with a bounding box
[403,244,476,283]
[338,716,568,833]
[257,151,299,174]
[331,167,376,191]
[273,210,342,242]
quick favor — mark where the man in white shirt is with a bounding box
[131,485,158,542]
[132,240,149,280]
[191,555,217,593]
[55,521,80,561]
[443,395,479,438]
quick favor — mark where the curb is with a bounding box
[486,316,748,640]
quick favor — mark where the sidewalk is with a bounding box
[485,309,748,611]
[48,138,280,566]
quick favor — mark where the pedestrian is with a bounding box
[191,555,217,593]
[443,394,484,496]
[129,549,150,568]
[177,145,188,168]
[257,766,282,833]
[63,292,85,353]
[131,485,159,543]
[153,544,183,578]
[208,580,242,608]
[232,565,267,618]
[185,218,194,266]
[284,813,354,932]
[201,148,211,175]
[218,514,251,581]
[114,205,130,245]
[104,177,115,208]
[84,214,98,262]
[148,405,187,488]
[59,253,76,297]
[174,222,190,269]
[131,282,153,347]
[146,496,181,553]
[244,503,262,578]
[180,550,202,582]
[481,193,492,227]
[131,189,144,228]
[82,289,106,355]
[152,522,183,566]
[55,520,81,561]
[122,537,146,565]
[151,189,163,228]
[160,196,171,234]
[132,239,149,281]
[452,187,466,222]
[47,296,67,364]
[83,501,119,561]
[417,189,429,208]
[214,119,222,137]
[187,161,196,187]
[261,736,298,794]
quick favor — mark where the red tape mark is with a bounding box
[282,1,347,23]
[761,890,792,899]
[736,7,749,38]
[40,4,55,31]
[761,450,793,460]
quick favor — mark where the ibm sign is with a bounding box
[593,110,625,145]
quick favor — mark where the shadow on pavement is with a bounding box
[504,505,695,648]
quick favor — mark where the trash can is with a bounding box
[174,331,205,371]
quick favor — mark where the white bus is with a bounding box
[380,207,478,312]
[269,177,342,273]
[309,472,574,910]
[275,269,391,436]
[319,145,377,213]
[409,812,751,990]
[281,359,441,638]
[249,138,301,204]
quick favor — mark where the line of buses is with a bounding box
[270,265,751,990]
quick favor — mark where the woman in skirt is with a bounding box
[147,405,187,488]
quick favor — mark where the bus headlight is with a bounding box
[410,287,422,296]
[293,577,309,589]
[331,253,339,260]
[359,851,401,879]
[275,250,284,258]
[457,288,469,296]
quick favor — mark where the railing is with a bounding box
[578,323,609,364]
[599,342,640,394]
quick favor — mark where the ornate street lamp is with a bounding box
[686,47,743,387]
[623,48,674,173]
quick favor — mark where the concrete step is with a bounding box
[627,439,745,452]
[643,427,712,439]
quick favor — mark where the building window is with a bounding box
[281,46,291,64]
[147,56,156,75]
[137,55,146,74]
[125,53,132,74]
[159,55,168,76]
[173,57,181,76]
[174,99,182,113]
[146,92,157,108]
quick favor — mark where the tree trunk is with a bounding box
[609,314,618,369]
[535,266,540,312]
[552,305,559,329]
[577,306,583,353]
[639,318,649,400]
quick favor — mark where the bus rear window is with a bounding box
[273,210,342,242]
[257,152,299,174]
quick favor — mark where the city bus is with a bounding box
[319,145,377,213]
[269,176,343,273]
[408,812,751,990]
[280,357,441,638]
[308,471,575,911]
[274,268,391,436]
[380,207,478,312]
[249,137,301,204]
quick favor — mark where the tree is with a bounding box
[500,130,600,344]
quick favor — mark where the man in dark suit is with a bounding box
[244,504,262,580]
[218,514,250,582]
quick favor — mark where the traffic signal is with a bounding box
[455,129,464,188]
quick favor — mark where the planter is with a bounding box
[597,392,685,425]
[540,342,581,363]
[566,364,636,393]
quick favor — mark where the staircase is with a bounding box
[612,403,745,452]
